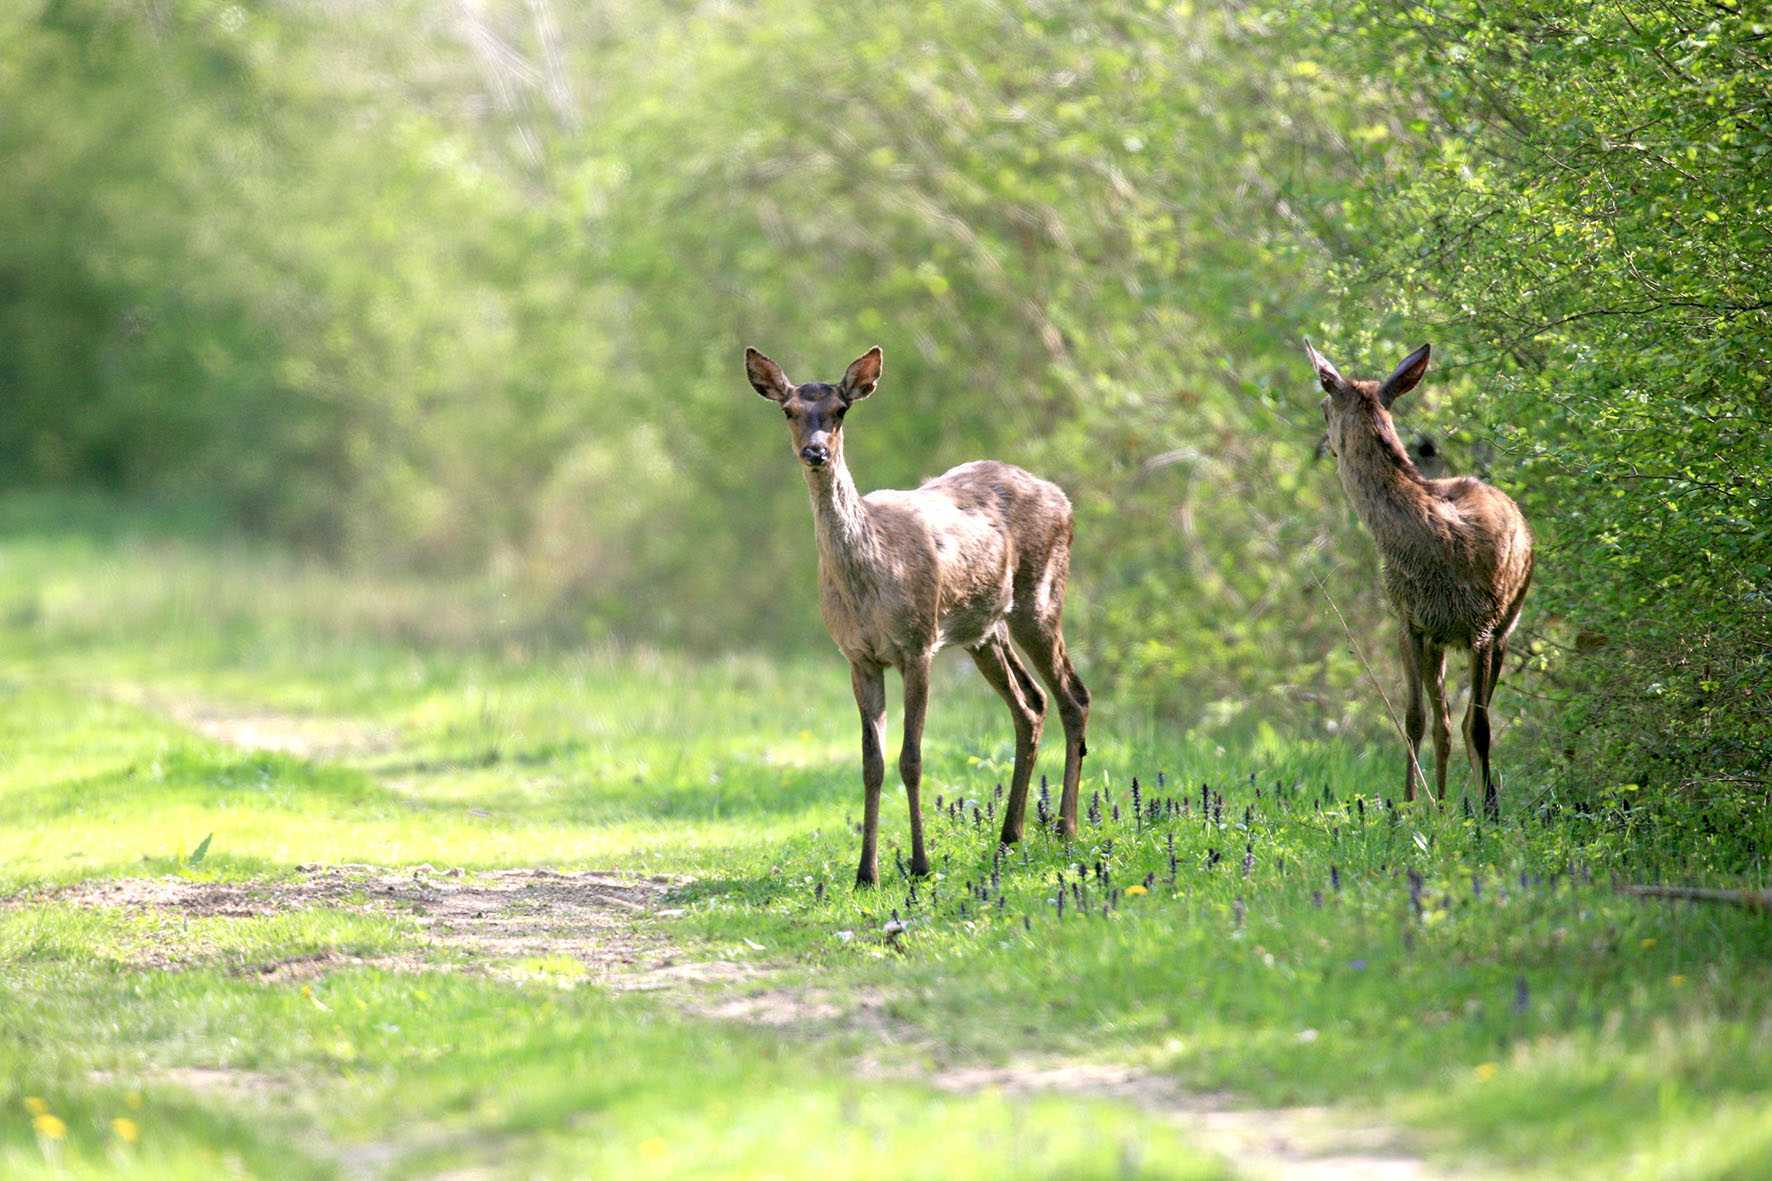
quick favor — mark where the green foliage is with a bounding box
[1,0,1766,793]
[0,0,1385,731]
[1262,0,1771,798]
[583,1,1391,724]
[0,0,604,558]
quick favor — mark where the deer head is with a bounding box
[1303,340,1431,458]
[745,346,883,470]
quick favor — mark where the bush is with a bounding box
[1263,0,1771,799]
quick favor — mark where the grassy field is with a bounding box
[3,494,1770,1179]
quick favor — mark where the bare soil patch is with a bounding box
[45,865,749,990]
[932,1062,1448,1181]
[89,1064,288,1101]
[693,982,906,1042]
[693,984,1457,1180]
[106,685,399,760]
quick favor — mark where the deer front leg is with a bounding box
[899,656,933,878]
[851,661,887,888]
[1400,628,1427,802]
[1418,640,1451,801]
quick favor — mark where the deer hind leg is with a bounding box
[1009,610,1089,841]
[1466,575,1525,808]
[850,661,887,888]
[1401,628,1427,802]
[969,630,1045,846]
[1460,639,1506,788]
[899,655,933,877]
[1486,641,1507,705]
[1418,640,1451,801]
[1468,643,1499,820]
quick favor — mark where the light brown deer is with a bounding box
[1304,341,1533,818]
[745,345,1090,885]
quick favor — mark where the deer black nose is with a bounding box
[800,444,829,467]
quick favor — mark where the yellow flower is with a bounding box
[638,1137,669,1161]
[33,1112,67,1140]
[1474,1062,1499,1082]
[112,1117,139,1144]
[1670,974,1687,987]
[1639,938,1657,950]
[23,1097,48,1116]
[1125,884,1149,896]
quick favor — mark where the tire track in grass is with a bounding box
[103,684,400,760]
[689,982,1459,1181]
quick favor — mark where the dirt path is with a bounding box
[104,685,400,761]
[931,1063,1437,1180]
[44,863,1459,1181]
[66,687,1461,1180]
[693,981,1452,1181]
[48,865,749,991]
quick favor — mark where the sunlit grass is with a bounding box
[2,496,1769,1178]
[2,958,1229,1181]
[0,904,416,972]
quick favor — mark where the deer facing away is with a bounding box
[1305,341,1533,817]
[745,346,1090,885]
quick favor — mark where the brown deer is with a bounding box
[1304,341,1532,818]
[745,345,1090,885]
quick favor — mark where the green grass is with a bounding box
[4,958,1223,1181]
[1,494,1768,1178]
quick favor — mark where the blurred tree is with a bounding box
[1,0,1765,798]
[578,0,1379,725]
[0,0,606,560]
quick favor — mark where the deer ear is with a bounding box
[1302,338,1345,396]
[745,347,792,402]
[1379,344,1431,407]
[840,346,882,401]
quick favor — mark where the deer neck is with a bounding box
[805,446,883,587]
[1336,407,1439,553]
